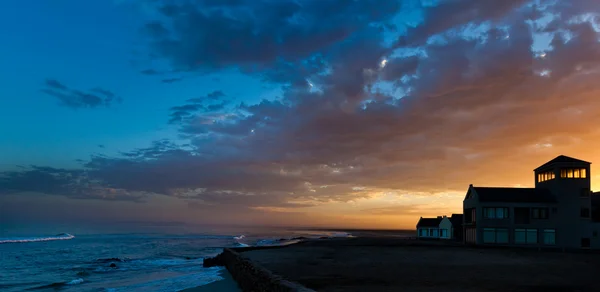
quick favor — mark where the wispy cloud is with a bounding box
[41,79,123,109]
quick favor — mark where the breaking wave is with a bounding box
[0,233,75,244]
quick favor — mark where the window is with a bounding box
[440,229,448,238]
[543,229,556,245]
[515,229,538,244]
[581,208,590,218]
[483,228,509,244]
[515,208,530,224]
[561,168,587,179]
[532,208,548,219]
[496,229,509,243]
[537,171,555,182]
[483,207,509,219]
[581,188,590,197]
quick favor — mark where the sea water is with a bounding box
[0,226,352,291]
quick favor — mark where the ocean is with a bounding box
[0,225,353,292]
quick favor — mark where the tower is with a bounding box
[534,155,592,248]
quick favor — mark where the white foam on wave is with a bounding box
[233,234,245,240]
[0,233,75,244]
[66,278,84,285]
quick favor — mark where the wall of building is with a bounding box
[589,223,600,249]
[439,218,453,239]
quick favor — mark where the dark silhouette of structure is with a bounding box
[463,155,600,249]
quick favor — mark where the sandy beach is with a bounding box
[181,270,240,292]
[236,237,600,292]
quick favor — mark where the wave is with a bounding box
[105,267,223,292]
[0,233,75,244]
[95,257,131,263]
[26,278,83,290]
[233,234,245,240]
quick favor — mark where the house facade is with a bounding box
[417,214,463,240]
[463,155,600,249]
[416,217,442,238]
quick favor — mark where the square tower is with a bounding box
[534,155,592,248]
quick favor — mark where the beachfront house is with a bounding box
[438,214,464,240]
[463,155,600,249]
[416,216,443,238]
[438,216,452,239]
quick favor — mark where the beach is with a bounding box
[230,237,600,291]
[181,270,240,292]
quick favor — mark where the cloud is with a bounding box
[167,90,229,124]
[161,77,184,83]
[41,79,123,109]
[4,1,600,220]
[142,0,402,77]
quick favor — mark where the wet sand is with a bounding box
[240,237,600,292]
[180,270,240,292]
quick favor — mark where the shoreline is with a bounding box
[180,269,240,292]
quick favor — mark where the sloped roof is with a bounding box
[534,155,591,171]
[450,214,463,226]
[473,187,557,203]
[417,217,442,227]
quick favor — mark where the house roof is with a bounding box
[450,214,463,226]
[534,155,591,171]
[417,217,442,227]
[473,187,557,203]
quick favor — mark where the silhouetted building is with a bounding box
[450,213,463,241]
[416,216,443,238]
[463,155,600,249]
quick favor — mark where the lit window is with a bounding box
[574,169,580,178]
[561,169,566,178]
[567,169,573,178]
[581,168,587,178]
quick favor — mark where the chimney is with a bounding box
[469,184,473,187]
[437,216,443,219]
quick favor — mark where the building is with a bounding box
[463,155,600,249]
[450,213,463,240]
[439,216,453,239]
[440,214,464,240]
[416,216,443,238]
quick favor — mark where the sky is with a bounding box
[1,0,600,230]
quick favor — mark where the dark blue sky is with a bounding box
[1,0,599,229]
